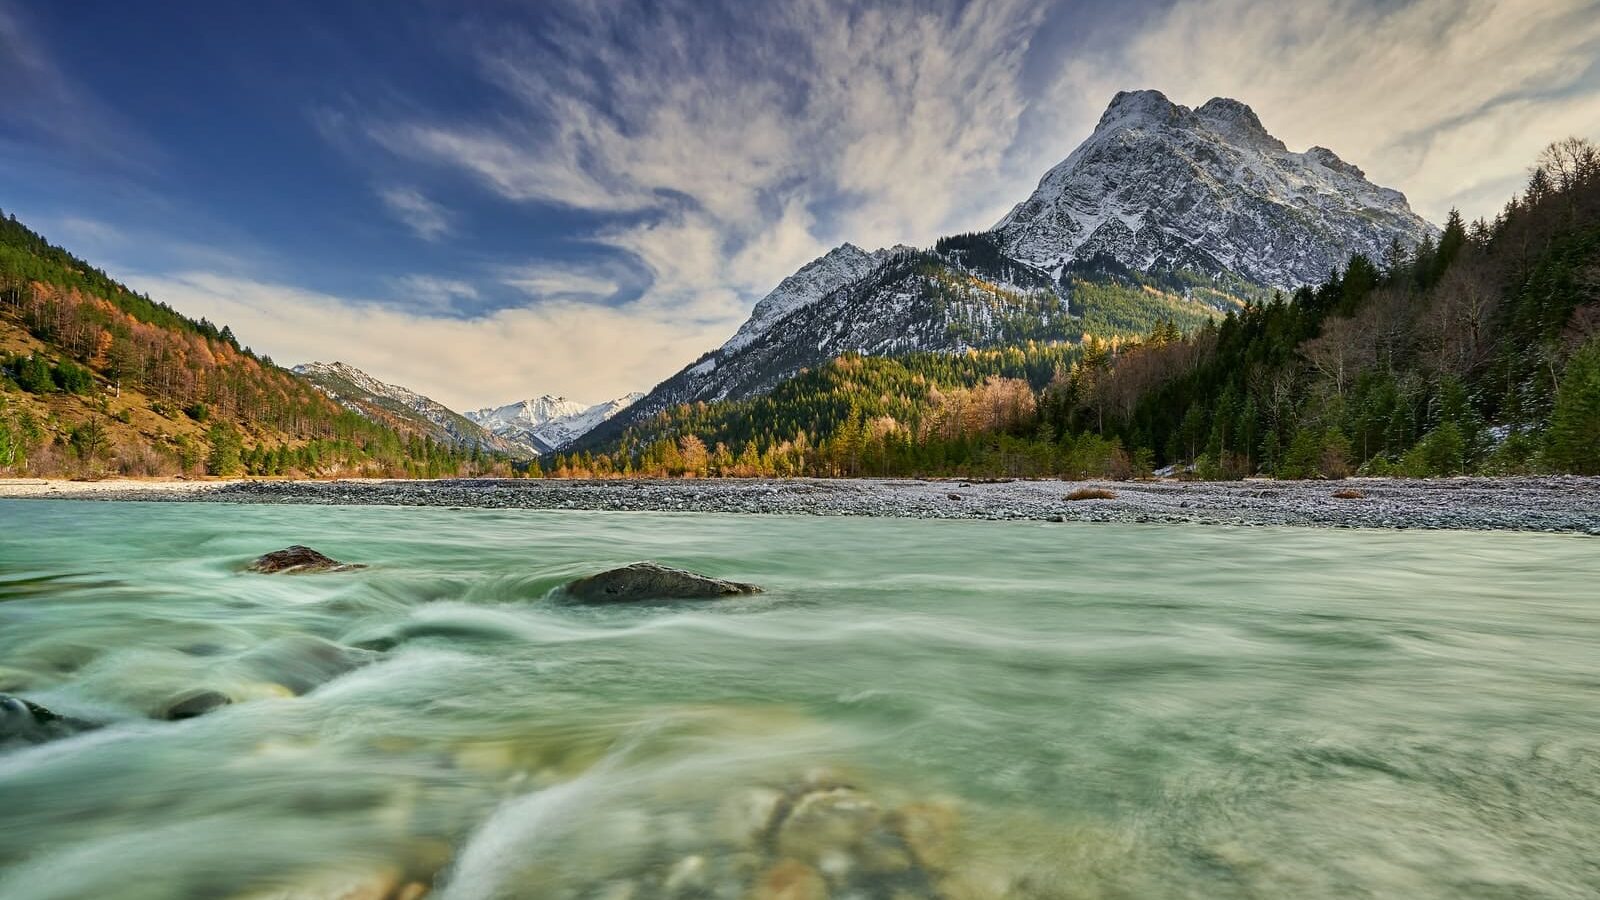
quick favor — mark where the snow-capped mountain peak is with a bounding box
[467,392,644,454]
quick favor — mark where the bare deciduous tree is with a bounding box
[1301,315,1376,396]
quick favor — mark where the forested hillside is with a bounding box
[576,139,1600,479]
[0,212,508,478]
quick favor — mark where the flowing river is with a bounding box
[1,499,1597,899]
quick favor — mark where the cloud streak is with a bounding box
[378,186,454,241]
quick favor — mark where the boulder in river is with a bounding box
[247,546,365,575]
[563,561,762,603]
[0,693,98,746]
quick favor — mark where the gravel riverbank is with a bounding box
[5,476,1599,533]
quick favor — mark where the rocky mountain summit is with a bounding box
[993,90,1436,287]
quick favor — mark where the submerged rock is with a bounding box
[225,864,404,900]
[239,635,375,695]
[0,693,98,746]
[247,546,365,575]
[752,859,827,900]
[162,689,233,720]
[563,561,762,603]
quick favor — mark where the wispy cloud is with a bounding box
[371,0,1051,335]
[377,185,454,241]
[499,264,622,304]
[388,274,479,312]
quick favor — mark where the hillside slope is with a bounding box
[0,211,503,477]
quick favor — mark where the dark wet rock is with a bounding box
[162,689,232,720]
[563,561,763,603]
[1,693,99,745]
[246,545,365,574]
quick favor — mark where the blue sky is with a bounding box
[4,0,1599,409]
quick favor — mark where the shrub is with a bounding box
[1403,422,1466,476]
[1482,430,1542,475]
[52,359,94,394]
[14,355,56,393]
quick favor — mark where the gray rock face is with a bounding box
[247,546,365,574]
[0,694,97,746]
[993,89,1437,289]
[563,561,763,603]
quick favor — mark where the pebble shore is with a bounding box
[6,476,1599,533]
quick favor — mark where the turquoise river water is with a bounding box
[0,499,1597,899]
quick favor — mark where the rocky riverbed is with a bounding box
[4,476,1599,533]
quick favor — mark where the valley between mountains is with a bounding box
[3,90,1597,482]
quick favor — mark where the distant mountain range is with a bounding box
[585,89,1436,447]
[291,362,639,457]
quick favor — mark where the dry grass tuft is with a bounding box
[1331,488,1366,500]
[1065,487,1119,501]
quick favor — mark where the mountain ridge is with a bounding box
[291,361,532,458]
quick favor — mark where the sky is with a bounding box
[3,0,1599,411]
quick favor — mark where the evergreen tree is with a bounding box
[1547,340,1600,474]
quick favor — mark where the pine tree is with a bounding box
[1547,340,1600,474]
